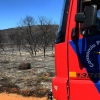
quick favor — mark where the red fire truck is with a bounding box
[48,0,100,100]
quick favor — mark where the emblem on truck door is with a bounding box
[69,38,100,68]
[69,35,100,93]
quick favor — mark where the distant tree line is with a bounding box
[0,16,58,57]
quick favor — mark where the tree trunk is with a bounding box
[43,46,46,57]
[52,44,54,54]
[18,45,21,56]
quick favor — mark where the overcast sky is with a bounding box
[0,0,64,30]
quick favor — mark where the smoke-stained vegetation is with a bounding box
[0,16,58,97]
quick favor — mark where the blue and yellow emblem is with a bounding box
[69,34,100,93]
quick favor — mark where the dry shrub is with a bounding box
[0,83,19,94]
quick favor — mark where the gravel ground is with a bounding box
[0,47,55,98]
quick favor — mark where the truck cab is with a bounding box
[52,0,100,100]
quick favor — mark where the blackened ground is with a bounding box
[0,47,55,97]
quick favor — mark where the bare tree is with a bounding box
[0,30,5,52]
[18,15,37,56]
[38,16,57,57]
[16,15,57,57]
[9,30,23,56]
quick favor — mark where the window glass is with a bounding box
[55,0,70,43]
[97,9,100,18]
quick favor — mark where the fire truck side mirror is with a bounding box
[75,5,97,28]
[83,5,97,28]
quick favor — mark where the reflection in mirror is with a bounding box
[97,9,100,18]
[97,9,100,31]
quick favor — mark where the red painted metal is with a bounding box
[52,0,74,99]
[52,0,100,100]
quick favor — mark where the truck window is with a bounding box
[55,0,70,43]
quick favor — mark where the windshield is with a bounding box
[55,0,70,43]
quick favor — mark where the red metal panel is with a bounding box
[52,77,68,100]
[68,0,100,100]
[54,43,68,78]
[52,0,74,99]
[70,80,100,100]
[52,0,100,99]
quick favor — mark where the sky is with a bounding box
[0,0,65,30]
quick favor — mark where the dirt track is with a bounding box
[0,93,46,100]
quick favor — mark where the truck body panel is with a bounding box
[52,0,100,99]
